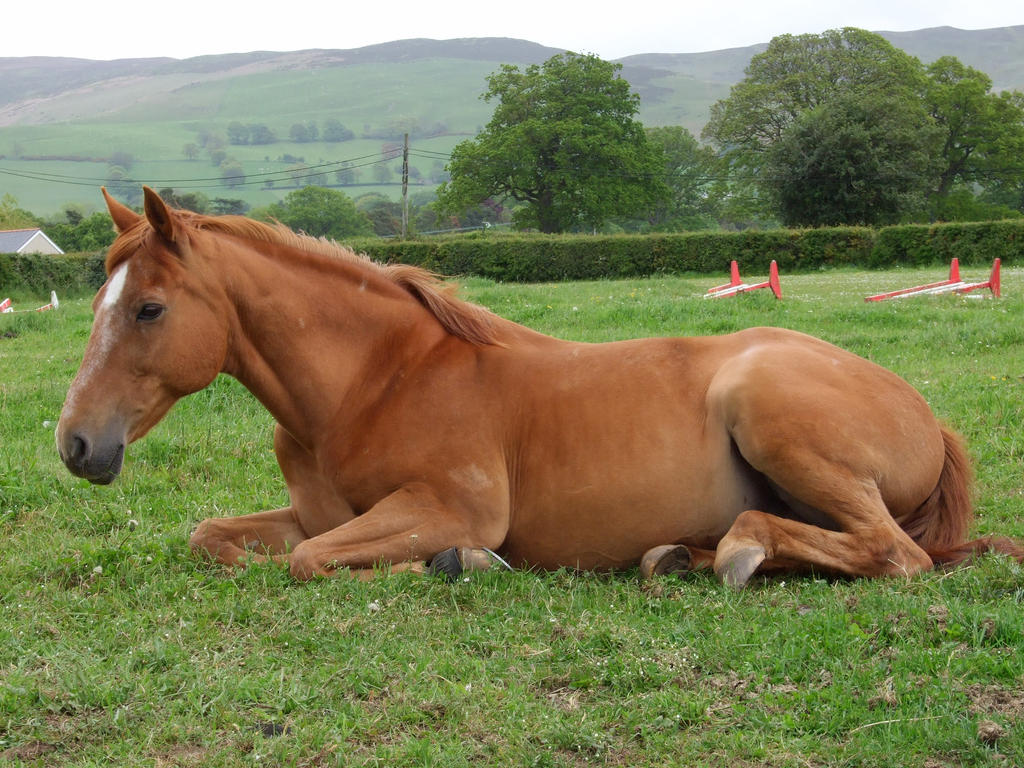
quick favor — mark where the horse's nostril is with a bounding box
[70,433,89,464]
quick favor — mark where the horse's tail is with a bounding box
[900,425,1024,568]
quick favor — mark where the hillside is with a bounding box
[1,27,1022,215]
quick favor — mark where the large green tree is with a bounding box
[703,28,924,166]
[46,211,117,252]
[702,28,933,224]
[643,126,723,230]
[763,94,939,226]
[924,56,1024,216]
[704,28,1024,226]
[260,186,374,239]
[437,52,668,233]
[355,193,404,237]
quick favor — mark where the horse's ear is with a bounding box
[102,186,142,233]
[142,186,180,246]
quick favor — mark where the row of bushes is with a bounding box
[351,227,875,281]
[0,252,106,296]
[2,219,1021,294]
[353,219,1023,282]
[869,220,1023,268]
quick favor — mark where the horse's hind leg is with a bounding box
[707,341,945,587]
[713,473,933,587]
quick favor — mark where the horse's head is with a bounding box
[56,187,230,484]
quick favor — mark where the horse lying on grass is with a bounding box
[56,187,1024,586]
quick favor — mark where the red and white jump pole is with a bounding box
[0,291,60,313]
[865,258,1001,302]
[705,260,782,299]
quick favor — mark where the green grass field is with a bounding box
[0,131,461,216]
[0,57,497,216]
[1,265,1022,767]
[0,53,722,215]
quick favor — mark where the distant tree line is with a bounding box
[183,117,455,174]
[221,118,358,146]
[189,117,448,154]
[438,36,1024,233]
[0,182,463,251]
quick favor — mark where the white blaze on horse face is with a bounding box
[100,261,129,311]
[90,261,131,367]
[62,262,132,416]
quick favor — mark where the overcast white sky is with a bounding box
[7,0,1023,61]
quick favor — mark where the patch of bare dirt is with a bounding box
[964,682,1024,720]
[976,719,1006,745]
[0,741,58,762]
[926,603,949,631]
[546,686,583,712]
[153,745,209,768]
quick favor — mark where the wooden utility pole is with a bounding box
[401,132,409,238]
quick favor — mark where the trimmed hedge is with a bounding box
[0,252,106,295]
[3,219,1021,292]
[348,227,880,282]
[351,219,1022,282]
[870,220,1024,268]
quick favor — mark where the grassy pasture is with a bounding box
[0,57,494,216]
[0,131,460,216]
[1,265,1022,767]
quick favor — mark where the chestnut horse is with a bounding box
[56,187,1022,585]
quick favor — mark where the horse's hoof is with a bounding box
[640,544,692,579]
[428,547,511,581]
[715,545,766,589]
[428,547,463,581]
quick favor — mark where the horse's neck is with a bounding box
[218,245,442,447]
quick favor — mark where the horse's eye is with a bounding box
[137,303,165,322]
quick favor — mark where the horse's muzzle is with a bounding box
[57,428,126,485]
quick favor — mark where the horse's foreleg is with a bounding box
[288,483,504,581]
[190,423,352,570]
[189,506,309,567]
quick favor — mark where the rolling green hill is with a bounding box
[1,28,1022,216]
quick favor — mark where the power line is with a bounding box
[0,151,386,185]
[409,148,454,160]
[0,166,102,188]
[0,148,423,191]
[4,144,1024,193]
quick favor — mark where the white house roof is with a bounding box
[0,228,65,255]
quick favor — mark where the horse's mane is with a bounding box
[108,212,501,347]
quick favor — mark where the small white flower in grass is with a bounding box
[92,565,103,575]
[128,519,139,531]
[367,601,381,613]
